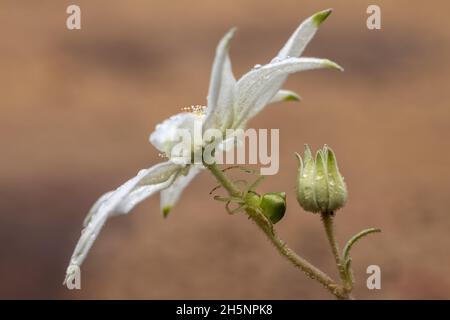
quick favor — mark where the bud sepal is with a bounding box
[296,145,347,213]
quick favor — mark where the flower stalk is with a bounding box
[320,212,353,295]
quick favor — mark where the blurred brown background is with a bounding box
[1,0,449,299]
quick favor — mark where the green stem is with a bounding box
[206,162,349,300]
[206,162,241,197]
[320,212,352,295]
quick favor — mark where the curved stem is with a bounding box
[247,207,348,299]
[206,162,350,299]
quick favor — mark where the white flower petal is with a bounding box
[160,165,203,217]
[116,172,179,214]
[65,161,181,282]
[216,135,237,153]
[149,112,205,159]
[204,28,237,132]
[269,89,301,104]
[234,57,342,127]
[83,191,114,227]
[258,9,331,119]
[276,9,332,60]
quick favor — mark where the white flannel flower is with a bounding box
[64,8,342,284]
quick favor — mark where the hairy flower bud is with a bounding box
[260,192,286,224]
[296,145,347,213]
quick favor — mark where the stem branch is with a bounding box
[206,162,350,299]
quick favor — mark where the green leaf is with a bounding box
[343,228,381,261]
[344,257,354,285]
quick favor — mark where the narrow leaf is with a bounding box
[343,228,381,261]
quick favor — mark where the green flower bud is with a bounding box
[260,192,286,224]
[296,145,347,213]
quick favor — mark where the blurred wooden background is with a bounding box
[1,0,449,299]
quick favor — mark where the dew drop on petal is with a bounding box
[270,57,281,64]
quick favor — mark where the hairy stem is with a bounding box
[206,162,242,197]
[206,162,350,299]
[320,212,353,295]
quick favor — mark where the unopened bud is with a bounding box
[296,145,347,213]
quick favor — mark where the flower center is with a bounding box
[182,105,206,117]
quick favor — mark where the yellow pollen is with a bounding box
[181,105,206,116]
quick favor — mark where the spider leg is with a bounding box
[226,202,246,215]
[222,165,250,173]
[211,170,252,196]
[222,165,256,175]
[209,184,222,195]
[213,195,231,202]
[213,195,243,203]
[246,175,265,194]
[221,165,238,172]
[233,179,249,190]
[254,207,274,234]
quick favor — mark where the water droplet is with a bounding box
[270,57,281,64]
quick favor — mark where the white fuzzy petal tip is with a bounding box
[63,264,79,286]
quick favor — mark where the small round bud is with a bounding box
[296,145,347,213]
[260,192,286,224]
